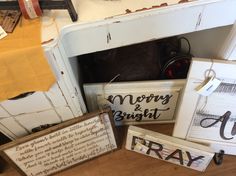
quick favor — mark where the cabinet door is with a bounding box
[108,5,202,50]
[197,0,236,31]
[61,5,202,57]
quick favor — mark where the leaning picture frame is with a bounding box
[84,80,185,126]
[0,108,118,176]
[173,58,236,155]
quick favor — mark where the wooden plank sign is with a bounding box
[126,126,214,172]
[0,109,118,176]
[84,80,185,125]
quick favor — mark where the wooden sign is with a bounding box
[173,58,236,155]
[0,10,21,33]
[126,126,214,172]
[84,80,185,125]
[0,109,118,176]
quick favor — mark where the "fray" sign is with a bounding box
[125,126,214,171]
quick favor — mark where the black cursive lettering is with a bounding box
[107,94,173,105]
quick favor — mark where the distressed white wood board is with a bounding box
[83,80,185,125]
[126,126,214,172]
[0,121,17,140]
[0,92,52,116]
[0,106,74,140]
[0,83,67,116]
[0,105,10,118]
[42,0,236,42]
[173,58,236,155]
[0,110,117,176]
[0,117,29,140]
[218,22,236,60]
[59,0,236,58]
[44,43,86,117]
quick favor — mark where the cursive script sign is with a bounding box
[126,126,214,172]
[0,109,117,176]
[84,80,185,126]
[97,91,179,125]
[173,58,236,155]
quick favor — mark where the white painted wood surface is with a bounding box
[54,106,75,121]
[84,80,185,125]
[0,106,10,118]
[43,45,85,117]
[196,0,236,31]
[0,92,52,116]
[14,110,63,133]
[218,22,236,60]
[1,0,235,140]
[0,82,70,116]
[181,26,232,59]
[126,126,214,172]
[173,58,236,154]
[0,106,75,140]
[0,110,61,139]
[39,0,236,126]
[0,122,17,139]
[44,84,67,107]
[56,0,236,58]
[42,0,236,42]
[0,118,28,138]
[59,4,202,57]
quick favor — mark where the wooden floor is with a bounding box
[2,124,236,176]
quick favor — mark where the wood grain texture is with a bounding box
[2,124,236,176]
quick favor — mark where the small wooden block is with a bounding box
[125,126,214,172]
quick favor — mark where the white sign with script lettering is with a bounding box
[173,58,236,155]
[0,110,117,176]
[126,126,214,172]
[84,80,185,125]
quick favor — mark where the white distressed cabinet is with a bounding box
[0,0,236,141]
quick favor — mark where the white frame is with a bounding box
[173,57,236,154]
[84,79,185,125]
